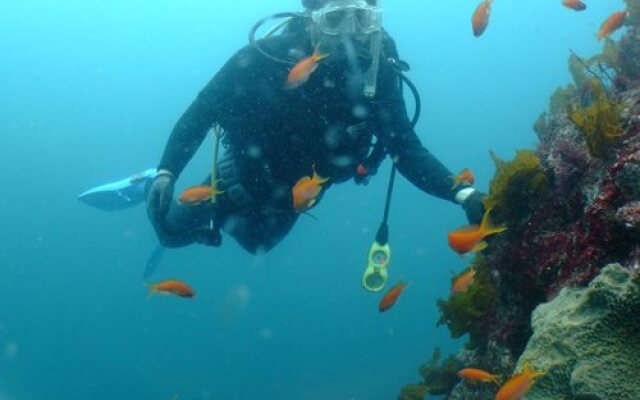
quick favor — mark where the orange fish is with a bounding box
[457,368,501,386]
[472,0,493,37]
[292,165,329,212]
[378,282,409,313]
[598,10,628,41]
[450,168,476,190]
[146,279,195,299]
[562,0,586,11]
[179,183,224,205]
[451,268,476,295]
[495,362,545,400]
[447,208,507,255]
[286,47,329,90]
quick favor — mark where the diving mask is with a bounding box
[311,0,382,36]
[309,0,383,97]
[361,241,391,292]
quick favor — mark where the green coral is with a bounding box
[399,348,462,399]
[437,256,498,342]
[516,264,640,400]
[483,150,550,224]
[568,79,623,158]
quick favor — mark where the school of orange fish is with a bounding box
[145,3,633,396]
[472,0,629,40]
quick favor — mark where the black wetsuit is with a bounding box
[152,29,460,254]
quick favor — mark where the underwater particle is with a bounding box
[258,327,275,340]
[323,126,341,149]
[4,341,17,359]
[330,155,354,168]
[246,145,262,159]
[352,104,368,119]
[216,284,252,326]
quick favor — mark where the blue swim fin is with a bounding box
[143,244,165,279]
[78,168,157,211]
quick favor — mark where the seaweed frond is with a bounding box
[568,79,623,158]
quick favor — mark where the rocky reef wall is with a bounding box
[400,9,640,400]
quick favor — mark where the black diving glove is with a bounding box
[147,170,175,220]
[460,189,486,225]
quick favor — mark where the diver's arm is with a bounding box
[375,95,459,204]
[157,51,239,177]
[391,130,460,203]
[157,92,218,177]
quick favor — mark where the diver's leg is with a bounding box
[220,209,299,255]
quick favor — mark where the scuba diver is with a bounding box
[80,0,486,257]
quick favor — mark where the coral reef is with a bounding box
[401,22,640,400]
[567,79,623,158]
[625,0,640,27]
[515,264,640,400]
[483,150,550,225]
[436,256,498,345]
[398,348,462,399]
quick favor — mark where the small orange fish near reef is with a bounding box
[451,168,476,190]
[448,208,507,255]
[146,280,195,299]
[286,47,329,90]
[495,362,545,400]
[598,10,628,41]
[451,268,476,295]
[472,0,494,37]
[292,165,329,212]
[457,368,501,386]
[562,0,586,11]
[179,183,224,205]
[378,282,409,313]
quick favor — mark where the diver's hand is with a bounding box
[147,170,175,220]
[459,189,486,225]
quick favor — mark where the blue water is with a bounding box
[0,0,624,399]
